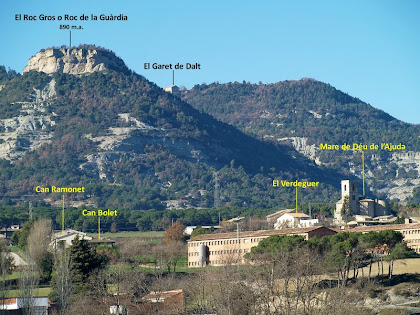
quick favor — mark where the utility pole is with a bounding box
[214,171,220,208]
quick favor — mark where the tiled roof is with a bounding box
[266,209,294,219]
[350,223,420,233]
[285,213,310,218]
[0,298,17,304]
[189,226,333,242]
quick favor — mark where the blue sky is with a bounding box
[1,0,419,123]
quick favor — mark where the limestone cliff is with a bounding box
[23,47,129,74]
[279,136,420,201]
[0,79,56,160]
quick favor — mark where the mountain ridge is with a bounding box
[182,79,420,202]
[0,50,345,210]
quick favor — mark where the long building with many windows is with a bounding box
[187,226,337,267]
[350,223,420,253]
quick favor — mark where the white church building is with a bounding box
[334,180,389,224]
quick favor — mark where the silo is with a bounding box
[198,243,208,266]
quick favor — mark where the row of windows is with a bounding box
[208,260,238,265]
[405,238,420,243]
[188,248,251,257]
[189,239,241,247]
[402,229,420,235]
[189,238,264,247]
[210,249,242,255]
[245,238,264,243]
[188,260,241,267]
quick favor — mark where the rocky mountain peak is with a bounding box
[23,46,129,75]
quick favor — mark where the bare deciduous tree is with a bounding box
[19,258,38,315]
[27,218,53,272]
[0,239,13,311]
[53,249,73,315]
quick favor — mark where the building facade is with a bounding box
[187,226,337,267]
[351,223,420,253]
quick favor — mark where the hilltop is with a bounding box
[23,45,129,75]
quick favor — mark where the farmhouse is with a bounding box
[50,229,92,249]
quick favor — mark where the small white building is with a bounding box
[184,226,197,235]
[274,213,318,229]
[110,304,128,315]
[298,218,320,228]
[184,226,219,236]
[163,85,180,96]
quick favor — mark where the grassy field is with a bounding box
[87,231,164,239]
[360,258,420,276]
[3,287,51,298]
[133,256,190,273]
[4,272,20,281]
[129,258,420,276]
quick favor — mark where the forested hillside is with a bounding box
[0,54,344,216]
[183,79,420,202]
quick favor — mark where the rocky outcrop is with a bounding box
[0,115,54,160]
[23,47,129,75]
[0,78,56,160]
[80,113,209,181]
[278,137,321,164]
[277,136,420,201]
[376,152,420,201]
